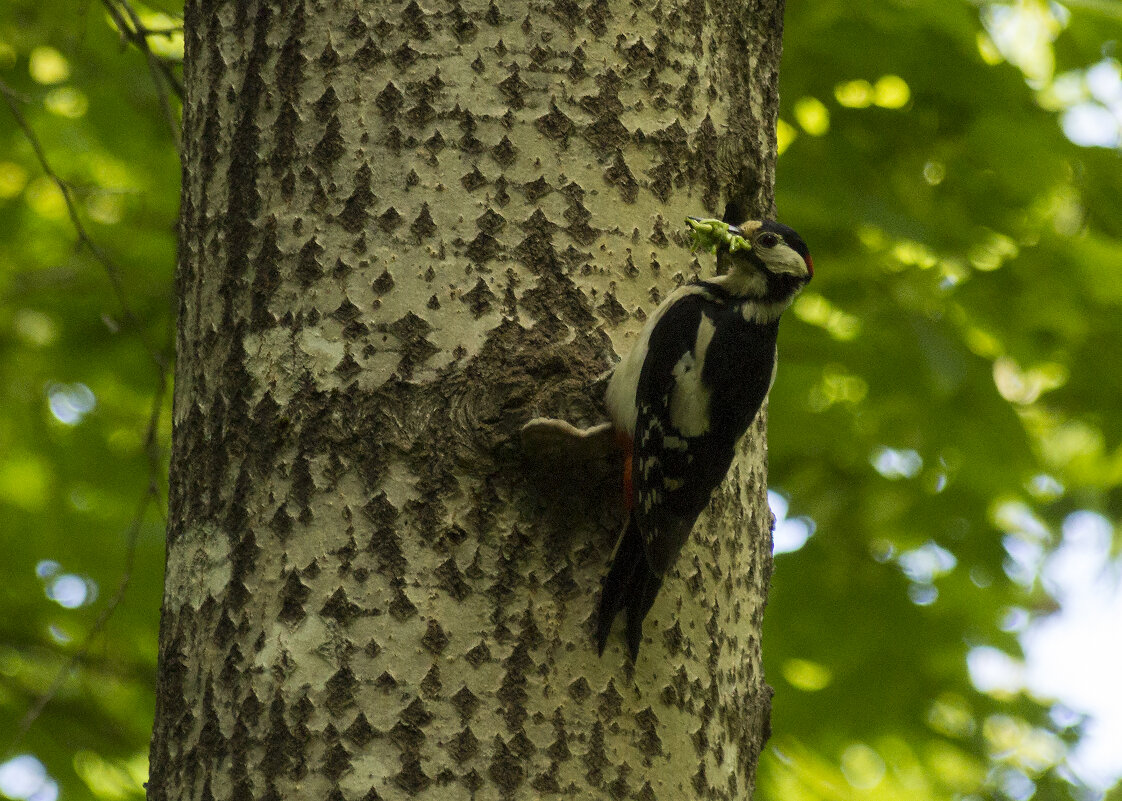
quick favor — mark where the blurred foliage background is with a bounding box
[1,1,1121,800]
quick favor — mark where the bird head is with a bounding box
[726,219,813,281]
[686,217,813,299]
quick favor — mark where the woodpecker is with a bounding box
[597,217,813,660]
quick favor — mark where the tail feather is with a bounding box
[596,515,662,660]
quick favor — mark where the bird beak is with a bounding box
[726,224,742,237]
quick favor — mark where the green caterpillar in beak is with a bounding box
[685,217,753,254]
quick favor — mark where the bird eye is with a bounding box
[757,233,780,248]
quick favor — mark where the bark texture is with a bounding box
[151,1,786,799]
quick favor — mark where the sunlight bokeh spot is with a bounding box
[0,454,50,511]
[834,79,874,108]
[0,161,29,198]
[28,46,70,85]
[0,756,58,801]
[44,87,88,119]
[46,574,96,609]
[926,693,976,738]
[776,118,797,154]
[47,382,96,425]
[793,96,829,136]
[24,178,67,220]
[840,743,886,790]
[783,658,833,692]
[14,309,58,346]
[873,75,910,108]
[871,447,923,480]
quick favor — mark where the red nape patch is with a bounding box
[616,433,634,511]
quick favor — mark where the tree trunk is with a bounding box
[149,1,786,799]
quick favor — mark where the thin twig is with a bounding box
[0,78,167,371]
[99,0,183,141]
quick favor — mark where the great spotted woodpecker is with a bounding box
[597,217,813,660]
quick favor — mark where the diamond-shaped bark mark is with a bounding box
[405,99,435,127]
[314,86,339,122]
[394,759,430,795]
[498,65,529,110]
[424,130,445,154]
[371,269,395,296]
[535,101,572,144]
[356,37,384,69]
[461,167,486,191]
[597,293,627,326]
[510,729,536,758]
[421,620,449,654]
[490,135,517,167]
[647,158,677,204]
[401,0,430,39]
[374,671,398,691]
[475,208,506,235]
[391,42,418,70]
[546,708,571,761]
[376,82,404,118]
[326,665,358,714]
[663,619,684,655]
[583,721,608,787]
[421,663,441,697]
[521,176,552,202]
[321,741,352,781]
[332,298,362,323]
[520,208,558,237]
[449,2,478,41]
[587,0,611,34]
[319,41,339,72]
[387,310,432,340]
[598,679,622,719]
[489,736,524,794]
[270,504,294,540]
[389,586,417,620]
[461,277,496,318]
[567,677,590,702]
[361,788,385,801]
[344,712,376,746]
[321,587,362,625]
[334,350,361,381]
[339,165,375,233]
[452,685,480,721]
[378,207,403,232]
[625,36,655,69]
[466,232,499,265]
[493,176,510,206]
[543,563,578,600]
[410,203,436,239]
[346,12,367,37]
[297,237,324,287]
[465,640,491,668]
[313,116,345,169]
[435,558,471,600]
[449,726,480,763]
[604,151,639,203]
[401,697,433,729]
[583,113,629,156]
[651,118,689,160]
[636,706,664,756]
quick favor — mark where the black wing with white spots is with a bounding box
[631,291,723,574]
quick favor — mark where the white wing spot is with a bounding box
[668,314,716,437]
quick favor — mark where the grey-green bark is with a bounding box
[149,1,787,799]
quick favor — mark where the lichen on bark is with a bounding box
[152,0,787,799]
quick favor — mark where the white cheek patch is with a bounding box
[761,243,810,278]
[668,314,716,437]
